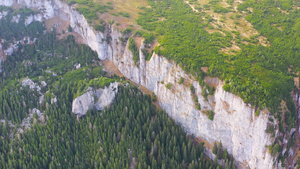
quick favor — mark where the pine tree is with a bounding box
[223,149,228,160]
[213,142,217,154]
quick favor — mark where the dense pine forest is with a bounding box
[0,5,237,169]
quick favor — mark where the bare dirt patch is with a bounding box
[219,41,241,54]
[98,12,139,31]
[277,26,283,31]
[205,27,226,35]
[277,7,289,15]
[159,17,166,21]
[133,37,143,49]
[187,0,267,47]
[257,36,270,46]
[185,1,199,13]
[97,0,148,29]
[294,77,299,89]
[196,0,210,5]
[204,76,220,88]
[149,40,159,52]
[195,136,213,150]
[221,99,231,113]
[101,59,124,77]
[201,67,208,73]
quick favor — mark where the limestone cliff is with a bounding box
[0,0,288,168]
[72,87,95,116]
[72,82,119,116]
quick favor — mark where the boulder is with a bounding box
[95,82,119,110]
[72,82,119,116]
[72,87,95,116]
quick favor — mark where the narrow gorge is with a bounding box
[1,0,300,168]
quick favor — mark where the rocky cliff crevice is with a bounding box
[0,39,5,73]
[0,0,284,168]
[285,88,300,168]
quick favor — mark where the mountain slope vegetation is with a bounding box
[136,0,300,130]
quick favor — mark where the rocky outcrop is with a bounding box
[22,78,41,91]
[17,108,44,134]
[0,11,8,20]
[0,0,281,168]
[72,82,119,116]
[25,14,43,25]
[286,89,300,168]
[0,0,13,6]
[94,82,119,111]
[72,87,95,116]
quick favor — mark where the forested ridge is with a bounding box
[0,6,236,169]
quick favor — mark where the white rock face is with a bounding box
[95,82,119,111]
[0,60,2,73]
[0,11,8,20]
[12,14,21,23]
[39,95,44,105]
[2,0,275,168]
[4,43,17,56]
[72,87,95,116]
[41,81,47,87]
[1,36,37,60]
[72,82,119,115]
[24,14,43,26]
[51,96,57,104]
[22,78,41,91]
[25,15,34,26]
[17,108,43,134]
[74,63,81,69]
[0,0,13,6]
[0,119,15,128]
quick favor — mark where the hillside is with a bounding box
[0,6,230,169]
[0,0,300,168]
